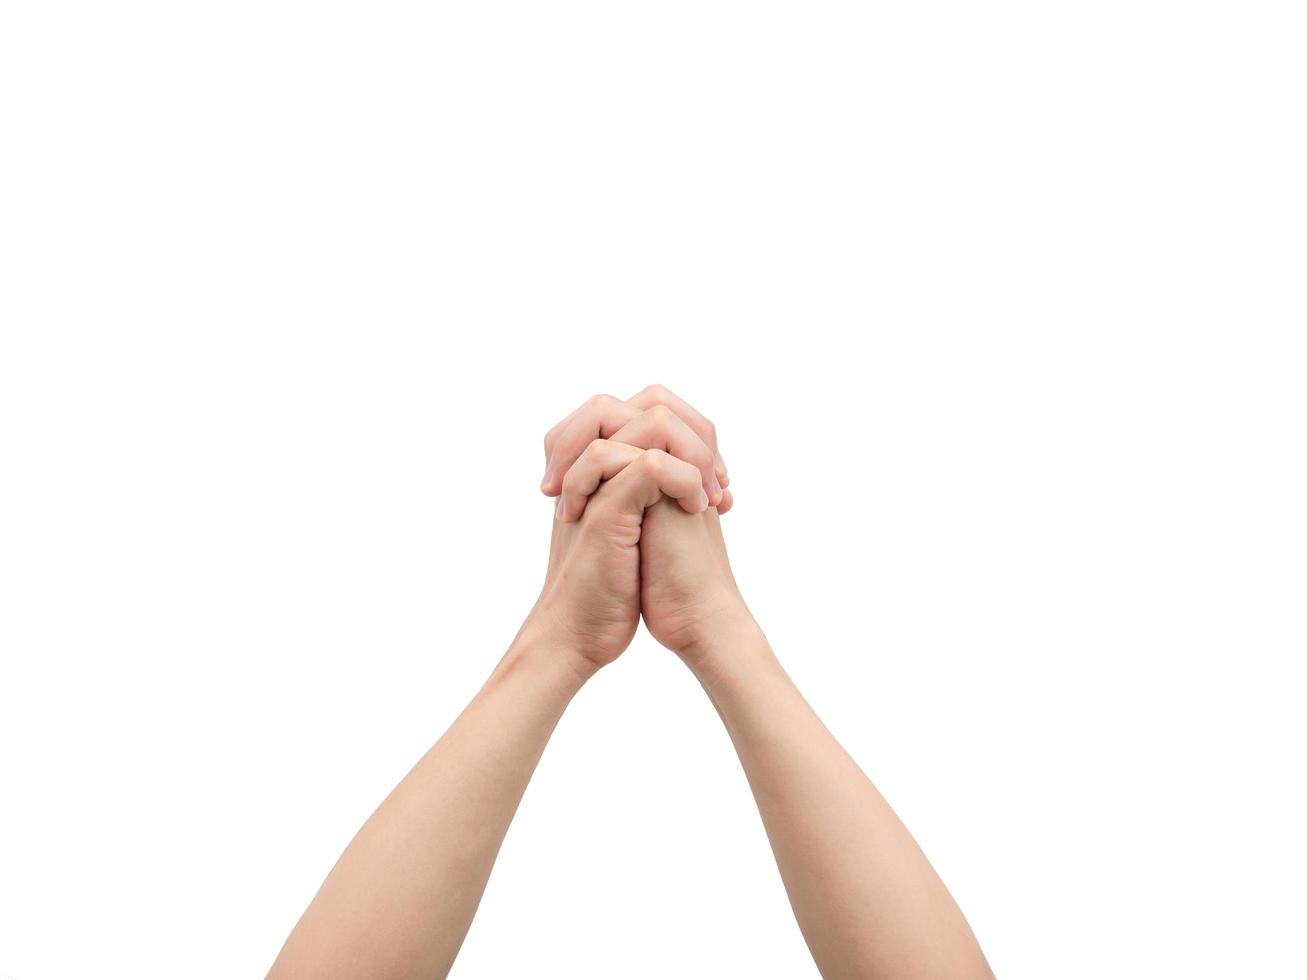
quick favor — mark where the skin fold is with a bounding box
[267,385,993,980]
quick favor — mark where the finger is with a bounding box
[628,384,727,484]
[607,404,723,506]
[716,486,735,515]
[587,448,709,521]
[556,439,644,523]
[542,394,598,462]
[541,394,641,496]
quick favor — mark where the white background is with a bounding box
[2,1,1304,978]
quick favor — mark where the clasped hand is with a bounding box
[529,384,755,672]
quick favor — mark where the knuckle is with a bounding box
[590,393,620,411]
[568,439,606,472]
[646,403,675,426]
[638,447,668,474]
[562,440,606,488]
[560,458,587,489]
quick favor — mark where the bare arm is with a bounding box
[269,391,723,980]
[267,626,593,980]
[637,485,991,976]
[686,617,994,980]
[539,385,992,978]
[538,382,993,978]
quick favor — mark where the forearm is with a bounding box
[268,623,594,980]
[688,624,992,980]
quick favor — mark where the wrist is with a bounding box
[682,619,785,704]
[504,616,602,692]
[675,605,768,674]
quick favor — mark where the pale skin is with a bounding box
[267,386,993,980]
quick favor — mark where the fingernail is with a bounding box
[541,465,554,492]
[697,488,709,511]
[555,498,566,520]
[716,452,728,477]
[710,472,722,501]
